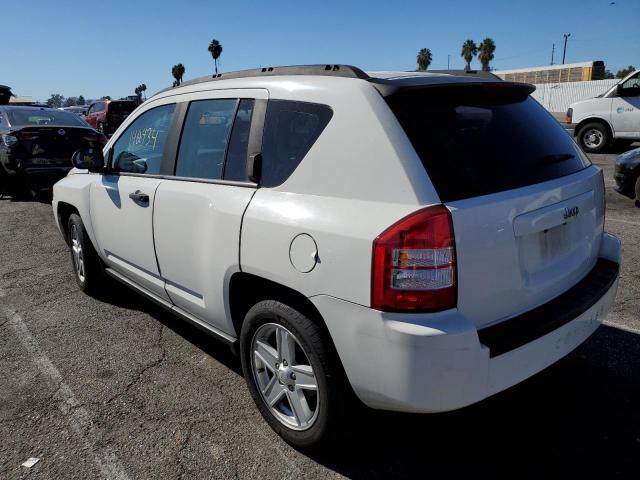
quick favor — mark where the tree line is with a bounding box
[46,94,86,108]
[44,37,635,106]
[605,65,636,79]
[417,38,496,72]
[170,38,223,87]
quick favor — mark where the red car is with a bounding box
[84,99,137,136]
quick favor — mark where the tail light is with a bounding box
[84,133,109,145]
[372,205,456,312]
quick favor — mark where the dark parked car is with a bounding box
[84,99,137,135]
[614,147,640,206]
[0,106,107,195]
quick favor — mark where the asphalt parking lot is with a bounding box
[1,150,639,479]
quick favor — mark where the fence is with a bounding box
[531,79,619,113]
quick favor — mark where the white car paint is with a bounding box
[569,70,640,139]
[53,68,620,413]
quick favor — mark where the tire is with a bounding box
[635,176,640,208]
[67,213,105,295]
[240,300,342,449]
[577,122,610,153]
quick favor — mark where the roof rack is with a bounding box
[160,64,370,94]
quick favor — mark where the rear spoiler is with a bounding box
[371,78,536,101]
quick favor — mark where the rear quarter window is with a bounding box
[386,87,591,202]
[260,100,332,187]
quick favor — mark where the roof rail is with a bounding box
[159,64,369,94]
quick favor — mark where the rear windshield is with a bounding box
[109,101,136,114]
[386,86,590,202]
[7,108,87,127]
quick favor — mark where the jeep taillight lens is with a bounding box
[372,205,456,312]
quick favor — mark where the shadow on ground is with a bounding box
[311,324,640,479]
[602,141,640,155]
[95,284,640,478]
[93,279,243,376]
[0,188,53,204]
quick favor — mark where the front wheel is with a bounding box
[577,122,609,153]
[67,213,105,295]
[240,300,342,449]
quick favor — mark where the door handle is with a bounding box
[129,190,149,203]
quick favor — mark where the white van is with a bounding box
[567,70,640,152]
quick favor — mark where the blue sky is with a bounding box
[6,0,639,101]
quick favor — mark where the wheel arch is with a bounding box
[228,272,328,339]
[228,271,357,400]
[56,201,80,244]
[575,117,614,140]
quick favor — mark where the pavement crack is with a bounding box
[176,420,195,480]
[105,324,166,405]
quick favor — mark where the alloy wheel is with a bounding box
[70,225,85,283]
[250,323,319,430]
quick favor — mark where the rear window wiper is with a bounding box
[537,153,575,166]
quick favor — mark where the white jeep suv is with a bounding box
[53,65,621,448]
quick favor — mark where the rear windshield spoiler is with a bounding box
[371,78,536,101]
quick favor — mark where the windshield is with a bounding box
[7,108,88,127]
[386,87,591,202]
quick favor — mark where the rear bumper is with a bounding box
[312,233,621,413]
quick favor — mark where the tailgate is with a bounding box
[450,167,604,327]
[383,80,605,327]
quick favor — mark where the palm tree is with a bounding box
[171,64,185,86]
[478,38,496,71]
[208,39,223,75]
[416,48,433,71]
[461,39,478,71]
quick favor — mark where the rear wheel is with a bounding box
[577,122,609,153]
[240,300,342,449]
[67,213,105,295]
[635,176,640,208]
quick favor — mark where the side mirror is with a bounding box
[616,84,623,96]
[71,148,105,172]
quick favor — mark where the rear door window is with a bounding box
[386,86,591,202]
[224,99,255,181]
[175,99,238,180]
[260,100,333,187]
